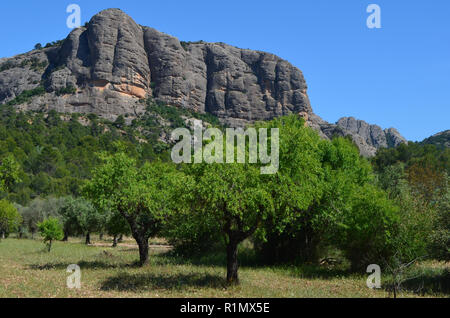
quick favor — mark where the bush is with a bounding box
[164,209,224,257]
[6,86,46,106]
[0,199,22,240]
[37,217,64,252]
[55,86,76,96]
[335,184,399,271]
[429,191,450,261]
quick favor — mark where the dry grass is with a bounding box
[0,238,447,298]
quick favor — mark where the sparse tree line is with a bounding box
[1,115,448,285]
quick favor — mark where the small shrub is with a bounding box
[55,86,77,96]
[37,217,63,252]
[6,86,46,106]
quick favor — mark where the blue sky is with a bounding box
[0,0,448,141]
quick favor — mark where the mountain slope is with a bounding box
[422,130,450,149]
[0,8,311,127]
[0,8,407,156]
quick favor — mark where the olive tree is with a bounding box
[19,197,65,239]
[58,197,103,244]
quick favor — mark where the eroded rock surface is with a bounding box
[0,8,311,125]
[0,8,406,156]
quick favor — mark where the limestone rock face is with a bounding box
[0,8,407,156]
[307,116,407,157]
[0,8,311,125]
[422,130,450,148]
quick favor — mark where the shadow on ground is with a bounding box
[400,269,450,296]
[29,260,141,270]
[100,272,226,291]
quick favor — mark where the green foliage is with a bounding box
[373,138,449,263]
[0,106,168,205]
[0,199,22,239]
[180,40,205,51]
[106,212,130,246]
[0,154,22,192]
[57,197,82,239]
[181,161,273,283]
[422,130,450,149]
[6,86,46,106]
[75,198,103,240]
[429,189,450,261]
[142,99,222,128]
[37,217,63,251]
[55,86,76,96]
[84,151,184,265]
[0,58,48,73]
[255,116,400,271]
[58,197,103,241]
[44,40,64,49]
[113,115,126,129]
[0,60,17,72]
[17,197,65,238]
[334,184,399,271]
[372,142,449,175]
[22,58,48,72]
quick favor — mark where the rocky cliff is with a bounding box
[0,8,406,156]
[422,130,450,148]
[0,8,311,127]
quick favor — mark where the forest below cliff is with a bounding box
[0,102,448,294]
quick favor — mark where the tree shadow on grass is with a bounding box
[397,268,450,296]
[29,260,142,271]
[153,250,356,280]
[285,264,356,280]
[100,272,227,292]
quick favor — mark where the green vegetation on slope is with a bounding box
[0,102,448,295]
[0,101,221,205]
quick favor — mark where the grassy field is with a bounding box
[0,238,448,298]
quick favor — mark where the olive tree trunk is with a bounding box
[112,235,118,248]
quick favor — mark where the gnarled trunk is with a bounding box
[136,236,149,266]
[226,240,239,284]
[112,235,118,247]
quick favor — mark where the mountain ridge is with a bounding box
[0,8,407,156]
